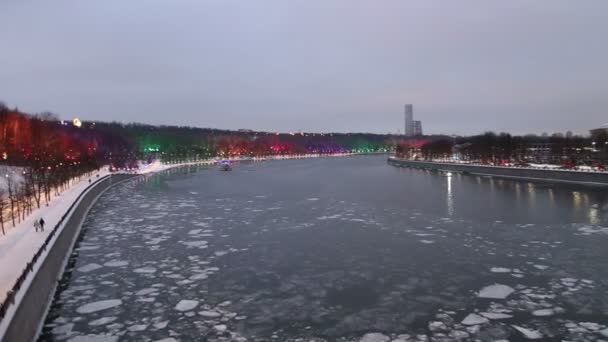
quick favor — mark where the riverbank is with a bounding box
[388,157,608,186]
[0,168,110,305]
[0,174,137,342]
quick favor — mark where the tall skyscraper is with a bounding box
[404,104,414,136]
[413,121,423,136]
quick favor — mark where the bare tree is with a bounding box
[6,175,16,227]
[0,188,6,235]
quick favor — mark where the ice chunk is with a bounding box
[480,312,513,320]
[190,273,208,280]
[153,339,178,342]
[199,310,222,318]
[103,260,129,267]
[359,333,390,342]
[214,324,227,332]
[153,321,169,329]
[181,240,208,248]
[461,313,489,326]
[67,335,119,342]
[52,323,74,335]
[133,266,157,273]
[136,288,157,296]
[490,267,511,273]
[477,284,515,299]
[579,322,601,331]
[512,325,543,339]
[88,317,118,326]
[78,263,103,273]
[175,300,199,311]
[532,309,554,317]
[128,324,148,332]
[76,300,122,314]
[600,328,608,337]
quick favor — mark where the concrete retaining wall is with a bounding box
[0,174,136,342]
[388,158,608,186]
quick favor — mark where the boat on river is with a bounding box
[219,160,232,171]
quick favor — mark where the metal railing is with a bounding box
[0,175,110,323]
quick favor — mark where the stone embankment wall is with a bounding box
[388,158,608,186]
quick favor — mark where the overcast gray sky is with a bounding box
[1,1,607,135]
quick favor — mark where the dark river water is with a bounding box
[40,156,608,342]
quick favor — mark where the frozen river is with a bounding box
[40,155,608,341]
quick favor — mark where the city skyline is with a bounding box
[1,1,607,135]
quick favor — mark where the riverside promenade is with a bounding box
[388,157,608,186]
[0,174,137,342]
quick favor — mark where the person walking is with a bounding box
[34,220,40,232]
[39,218,45,232]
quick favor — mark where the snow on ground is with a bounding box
[0,167,110,305]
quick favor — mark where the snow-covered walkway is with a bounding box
[0,168,109,304]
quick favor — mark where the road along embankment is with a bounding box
[387,158,608,186]
[0,174,137,342]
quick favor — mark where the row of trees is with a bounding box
[396,132,607,165]
[0,103,400,234]
[90,122,397,165]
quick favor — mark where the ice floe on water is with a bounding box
[175,299,199,311]
[77,263,103,273]
[479,312,512,320]
[512,325,543,339]
[359,333,390,342]
[103,260,129,267]
[490,267,511,273]
[576,225,608,235]
[133,266,157,273]
[461,313,489,326]
[76,300,122,314]
[88,317,118,326]
[67,335,119,342]
[532,308,555,316]
[180,240,208,248]
[477,284,515,299]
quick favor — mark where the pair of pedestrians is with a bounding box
[34,218,46,232]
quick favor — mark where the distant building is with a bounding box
[404,104,414,136]
[404,104,424,136]
[413,120,423,136]
[238,129,254,133]
[590,124,608,138]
